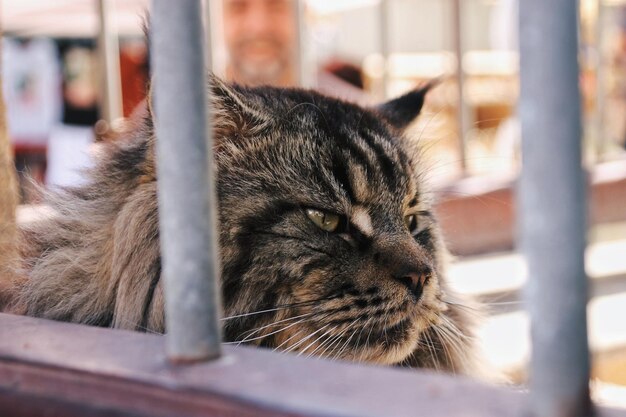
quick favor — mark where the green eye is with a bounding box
[404,214,418,234]
[306,209,340,232]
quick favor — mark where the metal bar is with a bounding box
[595,0,606,163]
[203,0,214,73]
[293,0,308,87]
[207,0,228,78]
[518,1,592,416]
[451,0,468,174]
[151,0,222,362]
[96,0,122,124]
[379,0,390,99]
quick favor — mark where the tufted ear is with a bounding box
[376,80,438,130]
[208,74,272,138]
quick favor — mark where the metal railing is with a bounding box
[518,1,591,416]
[151,0,222,362]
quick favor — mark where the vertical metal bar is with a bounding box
[452,0,468,174]
[97,0,122,124]
[203,0,214,73]
[379,0,390,99]
[595,0,606,163]
[293,0,308,87]
[518,1,591,416]
[207,0,227,78]
[151,0,222,362]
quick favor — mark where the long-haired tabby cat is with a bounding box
[3,76,481,375]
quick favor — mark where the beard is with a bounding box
[228,37,293,86]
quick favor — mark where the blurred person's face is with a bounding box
[223,0,296,86]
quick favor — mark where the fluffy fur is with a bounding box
[4,77,482,375]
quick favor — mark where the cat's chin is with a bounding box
[331,317,427,365]
[273,303,439,365]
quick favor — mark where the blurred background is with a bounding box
[1,0,625,406]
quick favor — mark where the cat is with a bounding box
[3,76,481,375]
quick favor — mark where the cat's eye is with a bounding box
[404,214,418,234]
[405,211,433,236]
[306,209,340,232]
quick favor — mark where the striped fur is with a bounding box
[4,77,482,375]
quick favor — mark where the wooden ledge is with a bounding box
[2,313,626,417]
[0,313,527,417]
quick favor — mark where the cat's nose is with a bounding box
[392,266,431,301]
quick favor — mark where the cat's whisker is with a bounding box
[273,328,306,352]
[316,321,355,360]
[284,323,332,354]
[443,298,478,310]
[227,312,316,345]
[435,322,471,372]
[438,316,476,369]
[422,329,441,372]
[267,310,337,353]
[221,307,289,321]
[431,324,457,373]
[305,325,339,358]
[355,316,376,363]
[221,296,336,321]
[352,323,369,363]
[428,330,444,371]
[113,317,164,335]
[381,312,391,349]
[324,319,360,361]
[442,299,483,319]
[333,324,361,362]
[319,331,346,360]
[362,316,377,361]
[438,327,461,371]
[236,303,349,342]
[337,328,359,359]
[230,319,308,346]
[440,315,475,341]
[484,301,523,306]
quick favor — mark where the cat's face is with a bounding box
[213,80,447,365]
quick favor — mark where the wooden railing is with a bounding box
[0,313,530,417]
[2,313,626,417]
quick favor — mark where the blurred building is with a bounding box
[2,0,626,233]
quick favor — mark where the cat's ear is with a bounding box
[208,74,272,136]
[376,80,438,130]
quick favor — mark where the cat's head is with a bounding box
[210,77,448,365]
